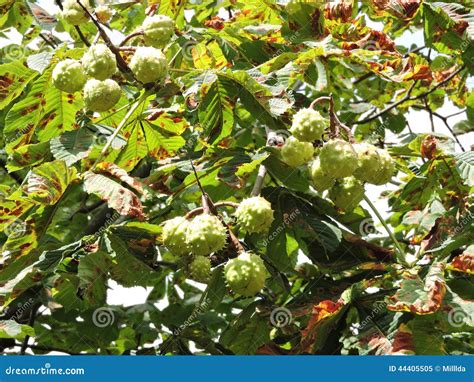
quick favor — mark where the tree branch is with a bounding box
[185,202,239,219]
[352,81,416,125]
[353,65,466,125]
[431,112,466,152]
[119,31,143,47]
[76,0,133,78]
[251,163,267,197]
[74,26,91,47]
[310,94,354,142]
[424,98,435,133]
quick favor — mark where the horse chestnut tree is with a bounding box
[0,0,472,357]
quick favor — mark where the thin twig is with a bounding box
[431,112,466,152]
[445,109,466,119]
[76,0,133,78]
[352,82,416,125]
[74,26,91,47]
[185,202,239,219]
[424,98,435,132]
[310,94,354,142]
[119,31,143,47]
[363,195,407,266]
[353,66,466,125]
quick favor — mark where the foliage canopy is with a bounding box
[0,0,473,355]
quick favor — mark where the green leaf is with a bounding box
[77,251,110,307]
[4,65,83,156]
[198,75,235,144]
[0,320,35,340]
[455,151,474,186]
[24,160,77,205]
[466,91,474,122]
[452,120,473,135]
[264,155,310,192]
[0,60,38,110]
[50,129,95,166]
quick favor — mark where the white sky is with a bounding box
[1,1,472,310]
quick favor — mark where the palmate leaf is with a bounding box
[299,298,348,354]
[219,301,271,355]
[217,150,269,188]
[141,121,186,161]
[0,240,83,299]
[431,2,474,40]
[6,141,50,172]
[423,2,470,53]
[217,70,286,130]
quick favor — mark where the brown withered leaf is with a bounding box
[448,249,474,275]
[298,299,346,353]
[421,135,438,160]
[325,0,353,23]
[83,172,145,219]
[371,0,421,20]
[204,16,225,30]
[96,162,150,199]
